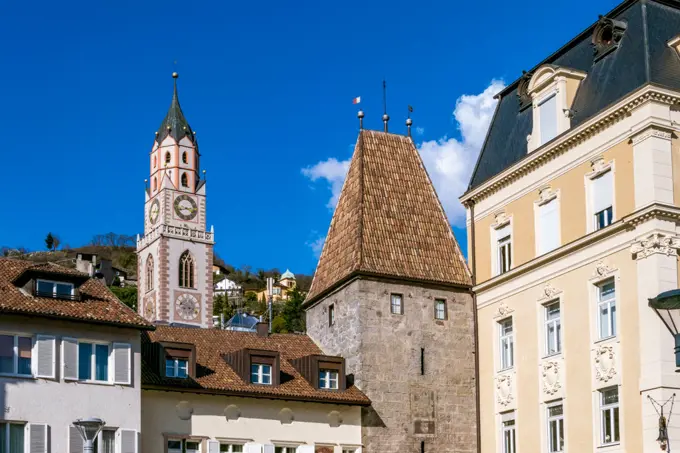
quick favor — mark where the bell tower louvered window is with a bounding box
[179,251,195,288]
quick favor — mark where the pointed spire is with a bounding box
[156,72,196,145]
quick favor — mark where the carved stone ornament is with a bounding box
[542,361,562,396]
[496,374,514,407]
[224,404,241,421]
[176,401,193,421]
[327,410,343,428]
[591,260,617,279]
[278,408,294,424]
[590,156,609,174]
[631,126,673,146]
[592,16,627,61]
[493,302,514,319]
[594,345,617,383]
[492,211,510,229]
[538,283,562,302]
[631,233,680,260]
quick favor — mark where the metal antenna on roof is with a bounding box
[382,80,390,132]
[406,105,414,137]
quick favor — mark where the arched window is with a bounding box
[179,251,195,288]
[181,173,188,187]
[165,152,171,164]
[153,155,157,168]
[153,177,157,191]
[146,255,154,292]
[182,151,188,164]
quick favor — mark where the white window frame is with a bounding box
[434,299,447,320]
[165,358,189,378]
[499,318,514,371]
[250,363,272,385]
[597,279,617,340]
[585,162,615,234]
[534,190,561,256]
[319,369,339,390]
[36,278,75,297]
[219,443,244,452]
[274,447,297,453]
[501,412,516,453]
[544,301,562,357]
[94,428,117,453]
[390,293,403,315]
[78,340,111,383]
[0,421,26,453]
[492,219,513,277]
[547,402,565,453]
[599,387,620,446]
[537,92,559,146]
[0,333,33,377]
[168,439,201,453]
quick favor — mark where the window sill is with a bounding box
[0,373,35,380]
[74,379,114,386]
[497,367,514,374]
[542,352,562,360]
[598,442,621,449]
[594,335,617,345]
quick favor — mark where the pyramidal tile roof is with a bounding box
[305,129,471,305]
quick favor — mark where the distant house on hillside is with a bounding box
[248,269,298,302]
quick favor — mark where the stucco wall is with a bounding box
[0,315,142,452]
[306,279,477,453]
[141,391,362,453]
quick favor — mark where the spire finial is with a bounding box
[358,110,365,129]
[406,105,414,137]
[382,80,389,132]
[172,72,179,79]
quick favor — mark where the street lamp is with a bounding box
[73,418,106,453]
[649,289,680,369]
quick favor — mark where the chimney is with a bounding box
[256,322,269,337]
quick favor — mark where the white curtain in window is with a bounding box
[538,200,559,254]
[496,224,511,242]
[592,171,613,213]
[539,94,558,145]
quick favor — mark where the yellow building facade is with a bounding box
[462,2,680,453]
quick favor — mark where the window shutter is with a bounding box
[207,440,220,453]
[62,337,78,380]
[244,444,263,453]
[27,424,48,453]
[539,94,557,145]
[118,429,137,453]
[538,200,559,254]
[263,445,275,453]
[112,343,132,385]
[35,335,56,379]
[295,446,315,453]
[68,426,83,453]
[592,171,613,213]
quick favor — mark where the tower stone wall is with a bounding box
[306,278,477,453]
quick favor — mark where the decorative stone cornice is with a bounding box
[591,260,617,280]
[631,125,673,146]
[541,361,561,396]
[493,302,514,319]
[537,282,562,303]
[460,87,680,205]
[631,232,680,260]
[495,374,514,407]
[594,345,617,383]
[491,211,511,229]
[588,156,611,177]
[536,186,558,205]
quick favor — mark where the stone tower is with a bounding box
[136,73,214,327]
[305,126,477,452]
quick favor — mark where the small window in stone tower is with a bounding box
[165,152,171,165]
[146,255,154,292]
[153,177,157,191]
[153,155,157,168]
[434,299,447,320]
[182,151,188,164]
[179,251,195,288]
[328,304,335,326]
[181,173,188,187]
[391,293,403,314]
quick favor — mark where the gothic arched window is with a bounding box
[182,151,188,164]
[146,255,154,292]
[179,251,195,288]
[153,155,157,168]
[153,177,157,191]
[181,173,188,187]
[165,152,171,165]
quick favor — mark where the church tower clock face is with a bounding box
[176,294,200,320]
[174,194,198,221]
[149,199,160,224]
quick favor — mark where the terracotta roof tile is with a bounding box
[142,325,370,405]
[0,258,153,329]
[306,130,471,304]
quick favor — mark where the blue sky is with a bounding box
[0,0,620,275]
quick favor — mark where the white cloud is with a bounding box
[301,157,351,209]
[415,126,425,136]
[302,79,505,226]
[307,235,326,258]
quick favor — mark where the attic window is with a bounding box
[35,279,75,300]
[592,16,627,62]
[517,72,532,111]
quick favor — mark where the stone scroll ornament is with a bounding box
[496,374,513,407]
[594,345,616,383]
[542,361,561,396]
[631,233,680,260]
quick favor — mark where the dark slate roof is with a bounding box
[156,74,196,146]
[468,0,680,191]
[305,130,471,305]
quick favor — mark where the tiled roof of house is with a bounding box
[468,0,680,190]
[142,325,370,406]
[0,258,153,329]
[305,130,471,305]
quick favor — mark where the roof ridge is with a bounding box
[357,130,366,271]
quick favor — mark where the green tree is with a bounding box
[213,293,235,324]
[44,233,54,251]
[109,286,138,311]
[282,287,306,333]
[271,314,287,333]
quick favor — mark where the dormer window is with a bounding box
[527,65,587,153]
[592,17,627,62]
[250,363,272,385]
[319,369,339,390]
[36,279,74,300]
[160,343,195,379]
[166,358,188,378]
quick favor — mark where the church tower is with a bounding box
[305,114,477,452]
[136,73,214,327]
